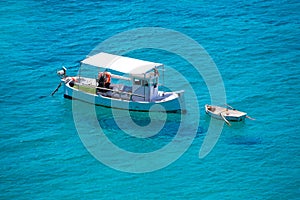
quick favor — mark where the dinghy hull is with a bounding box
[205,104,247,122]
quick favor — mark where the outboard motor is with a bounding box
[57,66,67,78]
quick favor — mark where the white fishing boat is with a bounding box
[54,52,185,112]
[205,104,248,125]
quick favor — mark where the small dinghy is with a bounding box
[205,104,248,126]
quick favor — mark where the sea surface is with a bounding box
[1,0,299,199]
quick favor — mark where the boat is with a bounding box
[205,104,247,125]
[54,52,185,112]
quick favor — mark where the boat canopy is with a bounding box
[81,52,163,75]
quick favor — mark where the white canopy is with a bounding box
[81,52,163,75]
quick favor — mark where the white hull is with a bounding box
[64,82,184,112]
[55,52,186,113]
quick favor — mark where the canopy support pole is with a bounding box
[163,65,165,86]
[144,73,146,101]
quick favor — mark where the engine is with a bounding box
[57,66,67,78]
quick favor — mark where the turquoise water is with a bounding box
[1,0,300,199]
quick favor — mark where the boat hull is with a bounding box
[64,83,184,112]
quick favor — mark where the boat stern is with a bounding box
[175,90,186,112]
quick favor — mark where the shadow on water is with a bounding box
[94,109,183,153]
[96,109,182,138]
[228,135,262,146]
[70,100,207,153]
[98,108,206,136]
[226,122,262,146]
[202,113,262,146]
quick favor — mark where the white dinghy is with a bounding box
[205,104,248,125]
[54,52,185,112]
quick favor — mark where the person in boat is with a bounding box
[104,71,111,89]
[97,72,106,93]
